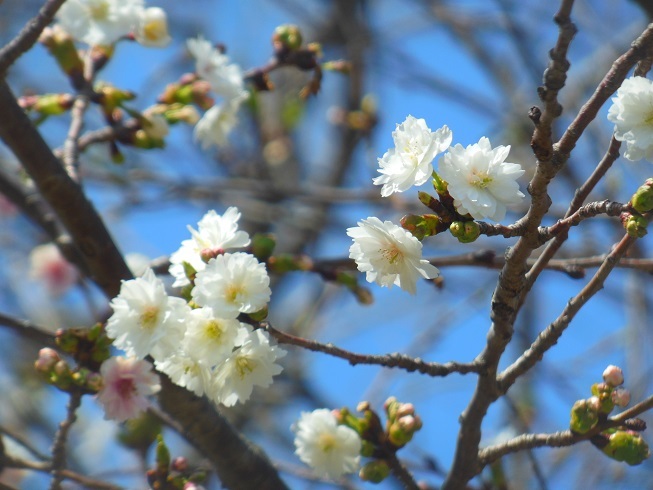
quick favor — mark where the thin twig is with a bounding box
[3,454,124,490]
[0,312,56,348]
[0,0,67,76]
[49,390,83,490]
[498,233,637,391]
[262,321,481,377]
[478,393,653,467]
[385,452,421,490]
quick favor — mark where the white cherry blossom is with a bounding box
[209,329,286,407]
[438,137,525,221]
[293,409,362,480]
[347,217,439,294]
[373,116,452,196]
[607,76,653,161]
[192,252,271,317]
[106,268,188,359]
[169,207,250,287]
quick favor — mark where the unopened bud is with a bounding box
[603,365,624,387]
[359,460,391,483]
[250,233,276,261]
[396,403,415,418]
[401,214,443,240]
[631,178,653,214]
[570,397,599,434]
[612,388,631,407]
[450,221,480,243]
[591,382,615,414]
[172,456,188,472]
[621,212,648,238]
[273,25,303,51]
[35,348,60,372]
[85,372,103,392]
[603,430,650,466]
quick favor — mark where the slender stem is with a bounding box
[263,321,481,377]
[385,453,421,490]
[49,391,83,490]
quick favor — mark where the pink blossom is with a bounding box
[603,365,624,387]
[29,243,78,296]
[96,357,160,422]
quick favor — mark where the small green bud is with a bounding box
[590,382,615,414]
[570,397,600,434]
[400,214,443,240]
[247,306,268,322]
[631,178,653,214]
[250,233,276,261]
[273,25,303,50]
[360,440,375,458]
[131,129,165,149]
[621,212,648,238]
[155,434,171,473]
[432,171,448,194]
[603,430,650,465]
[359,460,391,483]
[450,221,480,243]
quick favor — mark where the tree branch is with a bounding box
[0,0,67,77]
[263,321,481,377]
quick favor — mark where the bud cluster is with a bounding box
[34,324,112,394]
[147,435,207,489]
[332,397,423,484]
[569,365,649,466]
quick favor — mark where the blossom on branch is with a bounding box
[134,7,171,47]
[56,0,145,46]
[373,115,452,197]
[155,352,213,397]
[192,252,271,317]
[186,37,248,101]
[193,99,243,150]
[96,356,160,422]
[438,137,525,221]
[293,408,362,480]
[209,329,286,407]
[106,269,188,359]
[169,207,250,287]
[347,217,439,294]
[607,76,653,161]
[182,307,248,365]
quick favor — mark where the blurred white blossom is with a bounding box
[293,409,362,480]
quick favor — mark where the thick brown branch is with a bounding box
[0,0,67,76]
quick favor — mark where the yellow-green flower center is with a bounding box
[235,357,255,379]
[381,244,403,264]
[470,169,493,189]
[88,0,110,20]
[318,432,337,452]
[139,306,160,331]
[226,284,245,304]
[204,320,224,341]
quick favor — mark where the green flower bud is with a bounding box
[603,430,650,466]
[400,214,443,240]
[155,434,170,473]
[569,397,600,434]
[359,460,391,483]
[450,221,481,243]
[131,129,165,149]
[432,171,448,194]
[250,233,276,261]
[590,382,615,414]
[360,440,376,458]
[247,306,268,322]
[31,94,74,116]
[621,213,648,238]
[39,26,84,80]
[631,178,653,214]
[273,25,303,50]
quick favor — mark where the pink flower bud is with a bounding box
[603,365,624,387]
[35,348,60,372]
[612,388,631,407]
[396,403,415,418]
[588,396,601,412]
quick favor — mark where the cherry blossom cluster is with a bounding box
[55,0,171,48]
[348,115,525,294]
[608,76,653,162]
[103,207,285,420]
